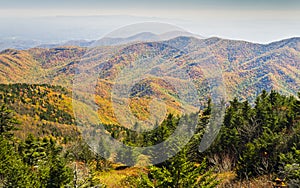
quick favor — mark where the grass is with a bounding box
[97,166,146,188]
[217,171,275,188]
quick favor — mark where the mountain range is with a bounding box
[1,34,300,126]
[0,30,202,50]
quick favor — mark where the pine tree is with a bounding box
[280,146,300,186]
[138,147,219,188]
[0,137,33,187]
[0,104,19,138]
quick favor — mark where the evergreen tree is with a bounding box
[0,104,19,138]
[138,147,219,188]
[0,137,33,187]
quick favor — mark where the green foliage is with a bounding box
[205,90,300,180]
[104,113,179,148]
[1,84,300,187]
[0,83,74,125]
[116,147,138,166]
[18,134,73,187]
[0,104,19,138]
[65,139,95,164]
[101,90,299,185]
[280,146,300,186]
[0,108,73,187]
[0,137,33,187]
[137,148,219,188]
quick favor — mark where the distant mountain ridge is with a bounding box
[34,30,203,49]
[91,30,203,46]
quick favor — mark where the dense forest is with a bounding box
[0,84,299,187]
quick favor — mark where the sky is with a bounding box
[1,0,300,10]
[0,0,300,43]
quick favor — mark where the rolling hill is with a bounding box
[0,36,300,126]
[0,83,79,141]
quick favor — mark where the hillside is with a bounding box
[0,83,80,141]
[0,36,300,126]
[2,85,299,187]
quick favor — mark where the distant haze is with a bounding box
[0,0,299,44]
[105,23,185,38]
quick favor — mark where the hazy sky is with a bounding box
[0,0,300,43]
[1,0,300,10]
